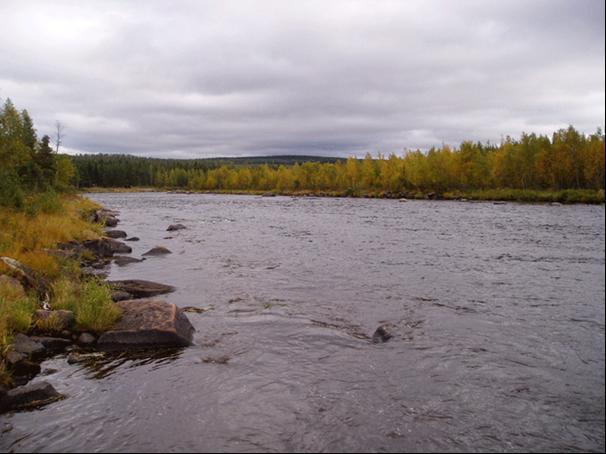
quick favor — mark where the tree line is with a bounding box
[0,99,75,208]
[72,126,604,194]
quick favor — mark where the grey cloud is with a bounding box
[0,0,603,158]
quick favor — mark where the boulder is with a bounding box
[107,280,175,298]
[10,360,41,384]
[0,381,64,413]
[372,324,393,343]
[28,336,71,353]
[98,299,194,349]
[10,334,45,356]
[166,224,186,231]
[0,257,49,298]
[113,256,144,266]
[125,237,140,242]
[32,310,75,334]
[142,246,172,256]
[105,230,127,239]
[83,238,132,257]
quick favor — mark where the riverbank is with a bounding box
[1,195,193,412]
[82,187,606,204]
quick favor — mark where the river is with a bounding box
[1,193,604,452]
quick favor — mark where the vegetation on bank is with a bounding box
[0,99,120,385]
[72,126,604,203]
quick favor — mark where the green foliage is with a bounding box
[0,98,76,208]
[71,127,605,196]
[51,278,121,333]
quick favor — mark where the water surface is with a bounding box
[1,194,604,452]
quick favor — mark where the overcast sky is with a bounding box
[0,0,604,158]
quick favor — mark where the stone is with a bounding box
[142,246,172,256]
[166,223,186,231]
[372,325,393,343]
[10,334,45,356]
[125,237,140,242]
[78,333,96,345]
[113,256,144,266]
[0,381,63,413]
[398,198,408,202]
[0,257,49,298]
[98,299,195,349]
[107,280,175,299]
[5,350,26,365]
[82,238,132,257]
[105,230,127,239]
[10,359,41,382]
[111,290,133,302]
[28,336,72,353]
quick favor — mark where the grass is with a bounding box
[0,194,102,278]
[0,281,37,353]
[1,194,121,382]
[51,277,121,333]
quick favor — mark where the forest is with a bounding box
[72,127,605,198]
[0,99,75,209]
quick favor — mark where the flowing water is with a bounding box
[1,193,604,452]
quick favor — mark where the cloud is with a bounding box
[0,0,604,157]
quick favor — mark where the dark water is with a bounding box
[1,194,604,452]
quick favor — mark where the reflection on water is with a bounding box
[1,194,604,452]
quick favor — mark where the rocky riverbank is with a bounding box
[0,207,195,414]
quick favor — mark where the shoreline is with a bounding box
[1,199,193,414]
[82,187,606,204]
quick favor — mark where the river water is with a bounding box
[1,193,604,452]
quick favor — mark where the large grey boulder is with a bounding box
[98,299,194,349]
[0,381,64,413]
[107,280,175,298]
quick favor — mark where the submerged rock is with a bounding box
[105,230,127,239]
[67,352,105,365]
[166,223,186,231]
[125,237,140,242]
[97,299,195,349]
[0,381,63,414]
[108,279,175,298]
[142,246,172,256]
[113,256,144,266]
[372,325,393,343]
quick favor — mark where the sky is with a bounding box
[0,0,604,158]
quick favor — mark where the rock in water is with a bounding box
[372,325,393,343]
[0,382,63,413]
[142,246,172,256]
[82,238,132,257]
[125,237,140,242]
[107,279,175,298]
[105,230,127,239]
[97,299,195,349]
[113,256,144,266]
[166,224,186,231]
